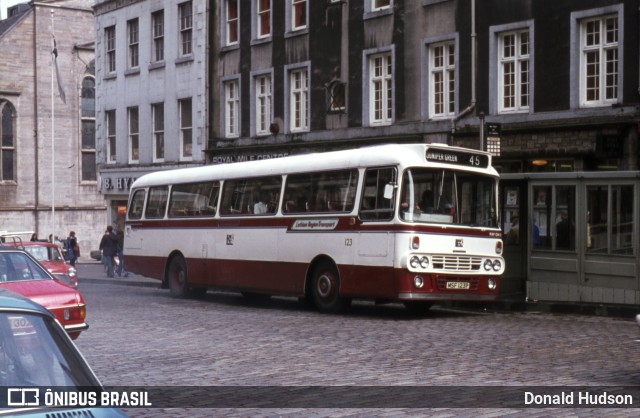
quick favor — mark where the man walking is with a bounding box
[99,226,118,278]
[115,228,128,277]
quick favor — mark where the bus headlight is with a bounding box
[488,278,497,290]
[410,256,420,269]
[419,256,429,269]
[409,256,430,270]
[492,260,502,272]
[484,259,494,271]
[413,276,424,289]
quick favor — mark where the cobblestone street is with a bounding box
[73,263,640,417]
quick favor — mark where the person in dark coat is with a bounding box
[115,228,128,277]
[99,226,118,278]
[64,231,78,266]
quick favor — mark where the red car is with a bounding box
[0,244,88,339]
[7,241,78,288]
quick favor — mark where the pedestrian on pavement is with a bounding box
[115,228,128,277]
[64,231,79,266]
[99,226,118,278]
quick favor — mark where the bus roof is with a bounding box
[131,143,496,189]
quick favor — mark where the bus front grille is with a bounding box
[431,255,482,271]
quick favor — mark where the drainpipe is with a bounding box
[451,0,477,138]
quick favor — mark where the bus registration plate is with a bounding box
[446,281,470,290]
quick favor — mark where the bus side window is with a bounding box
[169,181,219,217]
[128,189,146,220]
[283,174,310,214]
[145,186,169,219]
[220,177,281,216]
[284,170,358,215]
[359,167,396,221]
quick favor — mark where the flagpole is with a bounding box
[51,10,55,244]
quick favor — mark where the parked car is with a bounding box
[0,245,88,340]
[5,241,77,288]
[0,288,126,417]
[90,249,102,261]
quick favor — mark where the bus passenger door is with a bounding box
[350,167,397,298]
[352,231,395,298]
[500,179,527,299]
[124,223,142,250]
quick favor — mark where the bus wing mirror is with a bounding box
[383,184,395,200]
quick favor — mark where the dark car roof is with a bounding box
[0,287,54,316]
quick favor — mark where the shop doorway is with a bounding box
[500,179,527,298]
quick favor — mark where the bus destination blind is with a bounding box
[425,149,489,168]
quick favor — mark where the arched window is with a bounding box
[0,100,16,181]
[81,62,96,181]
[326,80,346,113]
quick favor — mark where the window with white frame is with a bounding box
[255,75,272,135]
[365,0,392,15]
[289,68,309,132]
[291,0,307,31]
[106,110,116,164]
[179,98,193,159]
[105,26,116,74]
[580,14,619,106]
[429,42,455,118]
[372,0,391,11]
[225,0,239,46]
[128,107,139,163]
[127,19,139,69]
[152,102,164,162]
[369,52,393,125]
[257,0,271,38]
[152,10,164,63]
[499,30,529,112]
[224,80,240,138]
[179,1,193,56]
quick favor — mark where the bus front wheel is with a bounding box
[311,262,351,313]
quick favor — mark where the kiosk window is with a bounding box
[587,185,633,255]
[532,185,575,251]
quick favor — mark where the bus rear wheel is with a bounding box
[311,262,350,313]
[168,256,191,298]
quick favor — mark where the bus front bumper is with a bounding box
[398,292,498,301]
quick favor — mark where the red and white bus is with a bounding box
[124,143,504,313]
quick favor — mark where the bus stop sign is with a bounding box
[486,123,502,156]
[487,123,501,138]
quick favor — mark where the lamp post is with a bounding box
[479,112,485,151]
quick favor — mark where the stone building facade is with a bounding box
[0,0,104,252]
[93,0,208,229]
